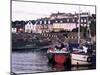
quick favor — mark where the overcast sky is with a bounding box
[12,1,96,21]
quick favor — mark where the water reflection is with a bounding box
[12,50,95,74]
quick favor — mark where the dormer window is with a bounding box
[67,19,69,22]
[81,19,83,23]
[60,20,63,23]
[44,20,46,24]
[55,20,58,23]
[84,19,87,22]
[48,20,51,24]
[40,21,42,24]
[73,19,75,22]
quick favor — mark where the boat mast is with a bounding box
[78,6,81,44]
[87,11,91,40]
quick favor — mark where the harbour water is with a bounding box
[11,50,95,74]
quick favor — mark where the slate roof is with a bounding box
[36,18,53,25]
[12,13,96,27]
[12,21,26,28]
[25,20,36,25]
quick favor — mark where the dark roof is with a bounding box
[92,14,96,19]
[25,20,36,25]
[12,21,26,28]
[53,18,77,23]
[50,12,74,18]
[12,12,95,27]
[36,18,53,25]
[80,12,89,15]
[51,12,66,16]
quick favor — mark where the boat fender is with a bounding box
[87,57,92,62]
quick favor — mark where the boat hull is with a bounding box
[47,53,71,65]
[71,53,92,66]
[47,53,54,63]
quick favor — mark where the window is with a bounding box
[84,19,87,22]
[48,20,51,24]
[87,24,89,27]
[73,19,75,22]
[27,26,28,29]
[60,20,63,23]
[81,24,83,26]
[44,20,46,24]
[81,19,83,23]
[67,19,69,22]
[29,25,31,29]
[40,21,42,24]
[84,24,87,27]
[55,20,58,23]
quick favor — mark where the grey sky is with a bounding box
[12,1,96,21]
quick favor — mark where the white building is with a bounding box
[25,20,35,33]
[52,18,77,32]
[50,12,74,19]
[36,18,53,33]
[50,12,77,31]
[51,12,91,32]
[12,28,17,33]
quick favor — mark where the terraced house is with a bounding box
[12,12,95,33]
[35,18,53,33]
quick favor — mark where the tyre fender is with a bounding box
[87,57,92,62]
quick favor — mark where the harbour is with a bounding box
[11,31,96,74]
[11,1,96,74]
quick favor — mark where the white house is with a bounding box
[25,20,35,33]
[12,28,17,33]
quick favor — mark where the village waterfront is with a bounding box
[11,4,96,74]
[12,32,96,74]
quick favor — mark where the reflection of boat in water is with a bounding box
[47,43,71,66]
[52,63,71,71]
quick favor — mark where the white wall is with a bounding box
[25,21,34,33]
[53,23,76,31]
[12,28,17,33]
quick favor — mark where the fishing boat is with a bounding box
[47,43,71,65]
[71,44,93,66]
[71,10,94,66]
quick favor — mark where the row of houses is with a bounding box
[12,12,96,33]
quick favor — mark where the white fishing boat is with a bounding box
[71,10,93,66]
[71,46,92,66]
